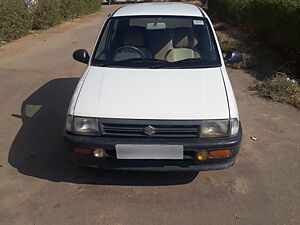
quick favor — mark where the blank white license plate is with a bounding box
[115,144,183,159]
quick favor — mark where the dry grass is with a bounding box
[216,31,243,52]
[232,53,257,69]
[206,5,299,109]
[215,30,257,69]
[194,0,208,8]
[249,73,300,109]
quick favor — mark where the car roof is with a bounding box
[112,3,204,17]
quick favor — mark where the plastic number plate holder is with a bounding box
[116,144,184,159]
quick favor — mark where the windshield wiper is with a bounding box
[99,58,166,67]
[151,58,209,69]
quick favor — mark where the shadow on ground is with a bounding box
[8,78,198,186]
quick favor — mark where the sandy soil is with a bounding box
[0,4,299,225]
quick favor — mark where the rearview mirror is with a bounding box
[146,22,166,30]
[73,49,90,64]
[224,50,243,65]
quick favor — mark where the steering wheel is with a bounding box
[112,46,145,60]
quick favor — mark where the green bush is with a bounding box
[60,0,79,20]
[0,0,31,42]
[33,0,102,29]
[32,0,62,29]
[208,0,300,56]
[0,0,101,41]
[60,0,101,20]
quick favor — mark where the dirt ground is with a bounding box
[0,4,299,225]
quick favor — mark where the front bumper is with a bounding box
[64,125,242,171]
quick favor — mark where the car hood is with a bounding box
[74,66,229,120]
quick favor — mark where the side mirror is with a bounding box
[73,49,90,64]
[224,50,243,65]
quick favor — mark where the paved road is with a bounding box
[0,5,299,225]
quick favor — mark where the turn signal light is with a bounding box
[196,151,208,161]
[73,147,92,154]
[208,150,231,158]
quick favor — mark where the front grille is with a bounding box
[100,122,199,138]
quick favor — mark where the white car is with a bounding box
[65,3,243,171]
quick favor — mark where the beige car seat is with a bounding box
[147,29,173,60]
[165,27,200,62]
[123,28,152,58]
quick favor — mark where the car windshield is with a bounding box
[91,16,221,69]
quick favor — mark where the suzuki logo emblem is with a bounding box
[144,125,156,136]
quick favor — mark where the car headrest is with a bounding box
[172,27,195,48]
[123,28,145,46]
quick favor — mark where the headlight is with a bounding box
[199,118,240,138]
[200,120,229,138]
[229,118,239,136]
[65,115,73,132]
[74,117,100,135]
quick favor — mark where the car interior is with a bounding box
[95,17,215,62]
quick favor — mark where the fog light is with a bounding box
[196,151,208,161]
[93,148,105,158]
